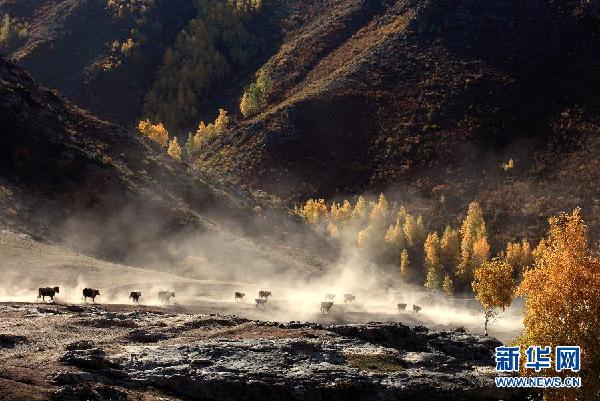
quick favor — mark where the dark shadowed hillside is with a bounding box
[0,58,332,279]
[0,0,196,125]
[195,0,600,246]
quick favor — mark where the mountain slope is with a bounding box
[0,58,332,279]
[197,0,600,245]
[0,0,196,125]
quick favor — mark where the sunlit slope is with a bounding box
[198,0,600,244]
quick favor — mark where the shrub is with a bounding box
[240,69,272,117]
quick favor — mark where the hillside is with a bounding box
[1,0,598,247]
[0,58,331,280]
[0,0,196,125]
[195,0,600,246]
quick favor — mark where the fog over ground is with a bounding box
[0,228,523,343]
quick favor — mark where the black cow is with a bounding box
[397,303,407,311]
[255,298,267,309]
[158,291,175,304]
[234,292,245,302]
[343,294,356,304]
[38,287,59,301]
[130,291,142,304]
[320,301,334,314]
[83,288,100,303]
[258,290,271,300]
[413,304,422,313]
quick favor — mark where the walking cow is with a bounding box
[159,291,175,304]
[397,303,407,312]
[343,294,356,304]
[83,288,100,303]
[234,292,245,302]
[38,287,59,302]
[130,291,142,304]
[320,301,334,314]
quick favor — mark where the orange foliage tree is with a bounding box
[138,120,169,148]
[517,209,600,401]
[472,257,515,336]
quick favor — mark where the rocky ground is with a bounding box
[0,302,530,401]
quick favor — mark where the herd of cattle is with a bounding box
[234,290,423,315]
[36,287,176,304]
[36,287,423,314]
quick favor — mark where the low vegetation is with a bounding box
[240,69,272,117]
[0,14,29,53]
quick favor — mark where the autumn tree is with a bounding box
[400,249,410,278]
[403,215,418,248]
[357,194,389,252]
[138,120,169,147]
[384,218,406,250]
[295,199,328,225]
[517,209,600,401]
[351,195,367,226]
[424,232,442,289]
[442,274,454,295]
[440,226,460,272]
[504,239,534,279]
[457,201,488,285]
[472,258,515,336]
[185,109,229,155]
[214,108,229,133]
[167,137,182,161]
[0,14,29,52]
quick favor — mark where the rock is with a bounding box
[60,348,116,371]
[66,340,95,351]
[127,329,168,343]
[327,322,429,351]
[116,329,521,401]
[0,333,28,348]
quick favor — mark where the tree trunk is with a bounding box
[484,315,489,336]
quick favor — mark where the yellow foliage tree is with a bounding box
[214,108,229,133]
[442,274,454,295]
[384,219,405,249]
[400,249,410,278]
[295,199,328,225]
[352,196,367,221]
[330,200,352,227]
[424,232,442,289]
[167,137,182,161]
[517,209,600,401]
[369,193,389,224]
[440,226,460,271]
[472,257,515,336]
[138,120,169,147]
[471,237,490,271]
[457,201,487,284]
[505,239,534,278]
